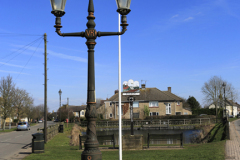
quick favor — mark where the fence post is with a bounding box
[180,132,183,147]
[184,119,185,125]
[200,119,201,125]
[113,134,115,149]
[107,121,108,127]
[209,118,210,124]
[148,133,150,148]
[79,135,82,150]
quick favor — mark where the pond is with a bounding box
[82,129,201,145]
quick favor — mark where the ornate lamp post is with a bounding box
[127,96,135,135]
[50,0,132,159]
[58,89,62,122]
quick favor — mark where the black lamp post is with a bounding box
[128,96,135,135]
[222,82,226,118]
[58,89,62,122]
[50,0,131,159]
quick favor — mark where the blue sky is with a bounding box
[0,0,240,112]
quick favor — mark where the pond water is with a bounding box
[82,129,201,145]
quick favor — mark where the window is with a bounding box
[133,101,139,108]
[166,103,171,114]
[75,112,79,117]
[150,112,159,116]
[117,106,123,115]
[149,101,158,107]
[133,113,139,119]
[177,101,180,105]
[109,113,113,118]
[176,112,181,115]
[184,112,188,115]
[81,111,84,116]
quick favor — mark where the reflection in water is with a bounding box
[82,129,201,146]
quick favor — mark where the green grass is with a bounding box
[24,123,226,160]
[229,117,238,122]
[0,127,17,132]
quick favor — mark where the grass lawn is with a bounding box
[0,127,17,132]
[24,123,226,160]
[0,122,38,133]
[228,118,238,122]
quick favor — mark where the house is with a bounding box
[209,100,239,117]
[65,105,86,118]
[98,84,192,120]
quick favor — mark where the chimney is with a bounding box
[168,87,171,93]
[115,90,119,94]
[141,84,146,90]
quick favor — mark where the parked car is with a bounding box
[38,120,43,123]
[17,122,30,131]
[199,114,207,116]
[54,119,59,122]
[237,114,240,118]
[228,115,234,118]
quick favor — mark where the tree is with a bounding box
[202,76,238,105]
[12,88,30,121]
[187,96,200,110]
[0,75,15,130]
[143,105,150,117]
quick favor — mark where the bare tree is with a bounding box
[23,96,34,122]
[0,75,15,130]
[202,76,239,106]
[12,88,29,121]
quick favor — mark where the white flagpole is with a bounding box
[118,13,122,160]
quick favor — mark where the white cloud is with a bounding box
[184,17,194,21]
[10,44,88,63]
[0,69,29,75]
[0,62,26,68]
[48,50,87,63]
[171,14,179,19]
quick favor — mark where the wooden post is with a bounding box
[200,119,201,125]
[147,133,150,148]
[113,134,115,149]
[184,119,185,125]
[79,135,82,150]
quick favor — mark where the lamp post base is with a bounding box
[81,150,102,160]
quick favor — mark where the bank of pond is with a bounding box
[81,129,201,146]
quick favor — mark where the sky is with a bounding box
[0,0,240,112]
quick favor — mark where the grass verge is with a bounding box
[228,118,238,122]
[24,123,225,160]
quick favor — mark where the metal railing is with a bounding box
[79,118,218,127]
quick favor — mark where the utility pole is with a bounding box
[67,97,69,127]
[215,86,217,123]
[44,33,48,143]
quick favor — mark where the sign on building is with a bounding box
[123,79,140,95]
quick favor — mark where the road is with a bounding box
[0,121,55,160]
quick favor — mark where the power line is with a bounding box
[1,36,43,60]
[0,36,43,68]
[14,38,43,81]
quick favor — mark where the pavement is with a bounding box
[225,119,240,160]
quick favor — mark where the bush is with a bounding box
[13,119,19,123]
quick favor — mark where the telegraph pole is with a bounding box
[67,97,69,127]
[44,33,48,143]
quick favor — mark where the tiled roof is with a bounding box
[108,88,183,102]
[68,105,86,112]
